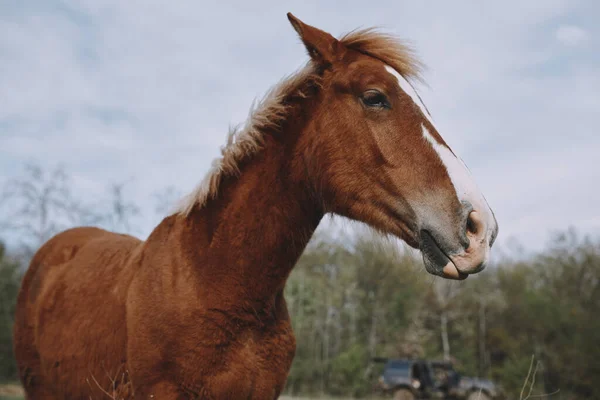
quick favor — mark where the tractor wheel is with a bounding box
[467,391,492,400]
[393,388,416,400]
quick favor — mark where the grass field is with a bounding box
[0,393,358,400]
[0,383,23,400]
[0,383,385,400]
[0,396,372,400]
[0,396,347,399]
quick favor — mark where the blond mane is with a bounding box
[175,29,423,216]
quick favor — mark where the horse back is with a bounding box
[17,226,140,307]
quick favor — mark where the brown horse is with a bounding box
[13,13,498,399]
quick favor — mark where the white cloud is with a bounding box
[555,24,589,46]
[0,0,599,252]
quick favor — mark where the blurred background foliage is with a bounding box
[1,164,599,399]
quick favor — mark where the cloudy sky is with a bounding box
[1,0,598,252]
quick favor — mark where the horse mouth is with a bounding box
[419,230,468,280]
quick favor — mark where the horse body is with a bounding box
[15,126,322,398]
[14,13,498,399]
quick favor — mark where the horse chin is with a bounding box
[389,219,419,249]
[399,233,419,249]
[419,230,468,280]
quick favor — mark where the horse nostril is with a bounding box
[466,213,477,235]
[466,210,483,237]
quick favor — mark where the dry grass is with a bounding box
[0,361,564,400]
[518,355,560,400]
[280,397,385,400]
[0,388,371,400]
[0,383,24,400]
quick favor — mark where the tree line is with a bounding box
[1,164,599,399]
[284,229,600,399]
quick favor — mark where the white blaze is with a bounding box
[385,65,495,237]
[384,65,435,129]
[421,125,492,229]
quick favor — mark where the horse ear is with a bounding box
[287,13,341,67]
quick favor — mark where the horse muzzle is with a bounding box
[420,209,498,280]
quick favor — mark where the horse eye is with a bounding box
[361,90,390,109]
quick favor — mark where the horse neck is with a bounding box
[176,112,323,311]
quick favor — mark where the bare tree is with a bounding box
[103,182,140,234]
[153,186,182,216]
[0,164,143,257]
[0,164,88,255]
[432,279,463,361]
